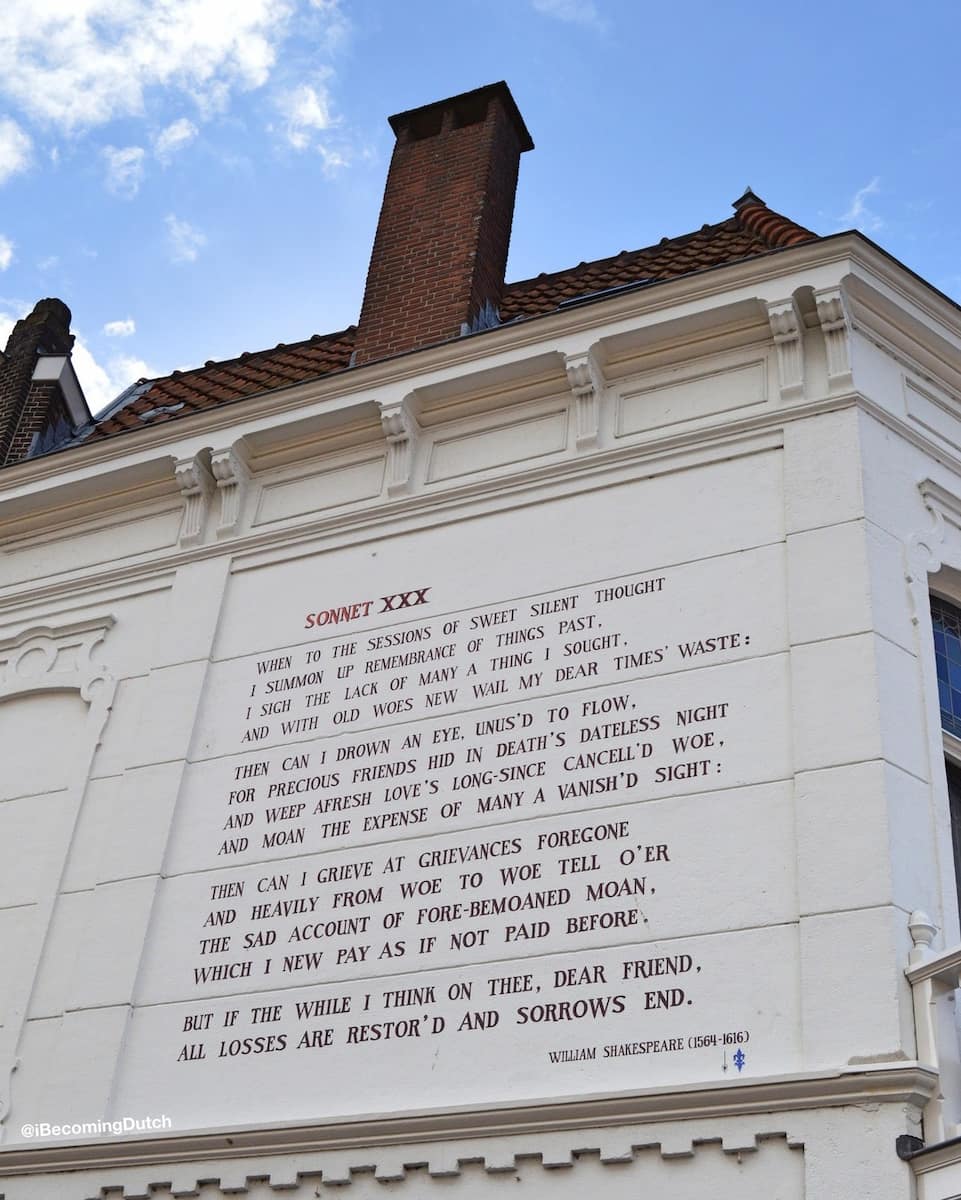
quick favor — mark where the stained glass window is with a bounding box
[931,595,961,739]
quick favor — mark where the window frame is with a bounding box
[931,592,961,926]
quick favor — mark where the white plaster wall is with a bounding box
[858,406,961,944]
[2,270,955,1197]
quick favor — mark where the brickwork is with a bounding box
[353,82,533,366]
[0,298,74,466]
[6,381,73,461]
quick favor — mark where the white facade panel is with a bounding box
[3,200,961,1199]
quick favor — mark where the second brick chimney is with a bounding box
[353,82,533,367]
[0,298,90,465]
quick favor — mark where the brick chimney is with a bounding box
[353,82,533,366]
[0,298,90,465]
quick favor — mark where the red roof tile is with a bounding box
[501,191,814,319]
[90,327,357,438]
[86,193,816,441]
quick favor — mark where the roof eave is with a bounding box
[2,231,953,495]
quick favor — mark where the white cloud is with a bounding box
[37,254,59,271]
[165,213,206,263]
[841,177,884,233]
[102,144,146,197]
[0,235,13,271]
[276,79,334,150]
[154,117,198,163]
[531,0,606,29]
[69,339,120,413]
[0,0,298,133]
[0,116,31,183]
[316,144,347,174]
[272,73,352,172]
[72,341,158,414]
[107,352,157,389]
[103,317,136,337]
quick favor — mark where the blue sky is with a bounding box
[0,0,958,414]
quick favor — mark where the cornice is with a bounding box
[24,388,961,620]
[857,396,961,480]
[0,458,178,544]
[843,274,961,401]
[0,236,876,498]
[840,234,961,345]
[0,1063,935,1176]
[919,480,961,532]
[0,390,860,618]
[2,234,958,594]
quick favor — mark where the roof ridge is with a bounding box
[158,324,358,383]
[503,217,739,295]
[730,188,815,249]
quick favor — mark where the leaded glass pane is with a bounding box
[931,596,961,738]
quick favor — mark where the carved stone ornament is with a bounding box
[379,396,420,496]
[815,286,852,386]
[210,444,250,536]
[174,452,215,546]
[903,480,961,636]
[0,616,114,706]
[564,349,604,450]
[766,297,804,400]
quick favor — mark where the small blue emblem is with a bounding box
[733,1048,746,1073]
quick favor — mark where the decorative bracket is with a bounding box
[815,286,853,387]
[210,444,250,537]
[903,480,958,628]
[767,297,805,400]
[912,479,958,573]
[908,479,961,580]
[379,396,420,497]
[174,452,215,547]
[565,349,605,451]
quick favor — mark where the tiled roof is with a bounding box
[87,192,815,440]
[91,327,356,438]
[501,190,814,318]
